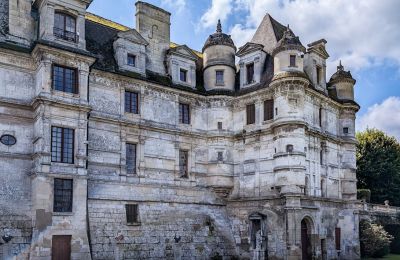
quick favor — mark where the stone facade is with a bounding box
[0,1,361,259]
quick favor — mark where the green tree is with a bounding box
[356,128,400,206]
[360,220,393,257]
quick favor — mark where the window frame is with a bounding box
[126,204,139,224]
[53,178,73,213]
[246,62,255,84]
[51,126,75,164]
[124,91,139,114]
[216,70,224,85]
[54,11,77,43]
[286,144,294,153]
[179,68,188,82]
[179,103,190,124]
[316,66,322,84]
[126,143,137,175]
[264,99,274,121]
[52,64,79,94]
[289,55,296,67]
[246,103,256,125]
[335,227,341,251]
[343,127,349,134]
[127,54,136,67]
[179,149,189,178]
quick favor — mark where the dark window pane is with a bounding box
[51,127,74,164]
[126,204,138,224]
[180,69,187,82]
[264,99,274,121]
[335,228,341,250]
[125,91,139,114]
[316,66,321,84]
[126,143,137,174]
[179,150,188,178]
[52,65,78,94]
[179,103,190,124]
[246,63,254,84]
[53,178,73,212]
[54,12,77,42]
[343,127,349,134]
[246,104,255,125]
[290,55,296,67]
[216,71,224,85]
[127,54,136,66]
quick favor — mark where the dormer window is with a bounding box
[127,54,136,67]
[216,70,224,85]
[54,12,77,43]
[290,55,296,67]
[246,63,254,84]
[316,66,322,84]
[180,69,187,82]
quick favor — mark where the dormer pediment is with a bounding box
[236,42,264,57]
[307,39,329,59]
[117,30,149,46]
[167,45,198,61]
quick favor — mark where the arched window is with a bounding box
[54,11,77,42]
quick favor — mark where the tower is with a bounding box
[202,20,236,92]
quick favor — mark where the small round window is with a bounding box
[0,135,17,146]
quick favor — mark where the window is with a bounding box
[179,150,188,178]
[53,65,78,94]
[126,204,139,224]
[217,152,223,162]
[316,66,321,84]
[127,54,136,67]
[290,55,296,67]
[246,104,255,125]
[246,63,254,84]
[125,91,139,114]
[53,178,73,212]
[0,135,16,146]
[180,69,187,82]
[179,103,190,124]
[51,127,74,164]
[319,107,323,127]
[250,218,261,249]
[216,70,224,85]
[218,122,223,130]
[54,12,77,42]
[264,99,274,121]
[321,179,326,197]
[126,143,137,175]
[343,127,349,134]
[286,144,294,153]
[335,227,341,250]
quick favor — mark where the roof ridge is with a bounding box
[85,12,131,31]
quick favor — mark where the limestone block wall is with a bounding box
[7,0,35,46]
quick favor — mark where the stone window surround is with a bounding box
[52,63,79,94]
[175,144,193,180]
[127,53,136,67]
[120,137,141,177]
[215,70,225,86]
[122,87,141,117]
[239,55,261,88]
[168,58,196,88]
[54,11,77,43]
[53,178,74,214]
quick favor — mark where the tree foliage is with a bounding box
[356,128,400,206]
[360,220,393,258]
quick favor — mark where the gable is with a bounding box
[237,42,264,57]
[168,45,198,61]
[117,30,148,46]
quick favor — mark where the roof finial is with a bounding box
[216,19,222,33]
[337,60,344,71]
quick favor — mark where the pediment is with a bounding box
[307,39,329,59]
[168,45,198,61]
[236,42,264,57]
[117,29,148,46]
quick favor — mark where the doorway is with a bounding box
[52,235,71,260]
[301,218,312,260]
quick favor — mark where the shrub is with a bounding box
[360,220,393,258]
[357,189,371,202]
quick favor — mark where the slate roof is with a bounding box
[329,61,356,84]
[202,20,236,52]
[0,0,9,36]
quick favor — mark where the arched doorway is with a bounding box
[301,218,312,260]
[249,213,268,259]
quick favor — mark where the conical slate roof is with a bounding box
[202,20,236,52]
[271,25,305,56]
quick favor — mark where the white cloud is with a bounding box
[161,0,186,13]
[199,0,233,30]
[357,97,400,141]
[225,0,400,75]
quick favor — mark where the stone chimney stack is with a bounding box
[135,1,171,74]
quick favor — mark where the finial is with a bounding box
[216,19,222,33]
[337,60,344,71]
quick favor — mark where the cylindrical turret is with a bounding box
[271,26,306,76]
[202,20,236,91]
[328,61,356,101]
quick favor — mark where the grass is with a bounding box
[363,254,400,260]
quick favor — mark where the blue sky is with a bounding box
[88,0,400,139]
